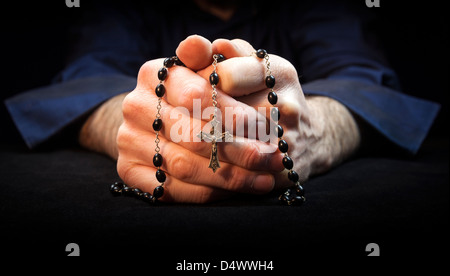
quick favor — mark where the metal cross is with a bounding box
[197,117,232,173]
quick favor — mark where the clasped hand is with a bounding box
[116,35,359,203]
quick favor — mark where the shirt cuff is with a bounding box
[5,74,136,148]
[302,78,440,154]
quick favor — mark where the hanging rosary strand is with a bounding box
[197,54,231,173]
[254,49,305,206]
[111,50,305,206]
[110,56,184,203]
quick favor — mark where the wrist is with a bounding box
[305,96,361,174]
[79,93,128,159]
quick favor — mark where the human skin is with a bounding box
[80,35,361,203]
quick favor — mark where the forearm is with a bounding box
[79,92,128,159]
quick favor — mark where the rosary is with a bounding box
[110,49,305,206]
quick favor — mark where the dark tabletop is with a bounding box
[1,137,448,264]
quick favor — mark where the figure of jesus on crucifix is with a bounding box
[197,114,232,173]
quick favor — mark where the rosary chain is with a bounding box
[264,54,272,77]
[154,97,162,153]
[211,54,219,108]
[111,52,305,206]
[257,49,305,206]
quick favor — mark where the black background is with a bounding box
[0,0,448,266]
[0,0,448,141]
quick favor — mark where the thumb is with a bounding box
[175,35,213,71]
[212,38,256,58]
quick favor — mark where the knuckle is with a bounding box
[116,124,129,150]
[169,152,197,181]
[283,64,299,82]
[218,67,235,92]
[179,81,204,108]
[226,168,250,191]
[232,110,247,133]
[240,142,263,169]
[196,188,216,204]
[122,91,156,123]
[279,96,301,124]
[179,185,216,204]
[284,100,301,118]
[136,59,161,89]
[116,123,137,152]
[121,92,142,120]
[189,128,206,152]
[116,158,135,185]
[273,56,299,84]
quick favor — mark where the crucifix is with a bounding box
[196,54,234,173]
[197,115,232,173]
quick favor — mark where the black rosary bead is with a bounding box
[278,139,289,153]
[110,185,122,195]
[256,49,267,58]
[163,57,175,68]
[109,56,172,206]
[174,56,185,66]
[265,75,276,88]
[155,83,166,97]
[153,185,164,199]
[109,181,163,204]
[152,118,163,131]
[271,107,280,121]
[216,54,225,63]
[288,170,299,183]
[153,153,163,167]
[132,188,143,197]
[290,196,305,206]
[141,192,152,201]
[156,169,166,183]
[279,194,290,203]
[282,156,294,170]
[158,67,168,81]
[122,185,133,196]
[209,72,219,85]
[142,192,155,203]
[256,48,306,205]
[110,49,307,206]
[295,184,304,197]
[110,182,124,196]
[275,124,284,138]
[111,182,124,189]
[268,91,278,105]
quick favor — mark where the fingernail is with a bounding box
[251,174,275,194]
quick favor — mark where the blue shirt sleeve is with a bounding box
[302,78,439,154]
[5,3,150,148]
[289,2,440,154]
[5,75,137,148]
[4,1,440,155]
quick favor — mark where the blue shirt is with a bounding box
[5,0,439,154]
